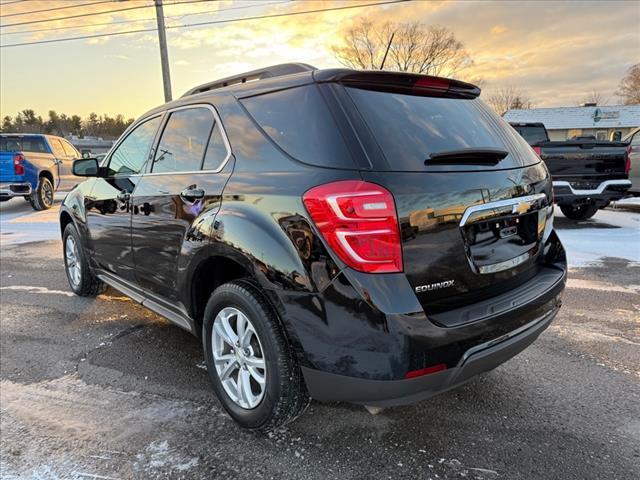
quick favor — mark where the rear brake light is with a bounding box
[625,146,632,174]
[303,180,403,273]
[532,146,542,157]
[13,154,25,176]
[404,363,447,379]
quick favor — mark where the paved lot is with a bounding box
[1,198,639,479]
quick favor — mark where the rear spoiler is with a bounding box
[313,69,481,99]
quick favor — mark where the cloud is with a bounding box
[490,25,507,35]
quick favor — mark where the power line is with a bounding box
[0,0,212,28]
[0,0,408,48]
[1,1,289,36]
[0,1,113,18]
[0,1,26,6]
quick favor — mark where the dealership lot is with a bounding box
[1,198,639,479]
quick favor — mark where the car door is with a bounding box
[59,138,82,190]
[131,104,232,307]
[47,137,67,190]
[85,115,163,282]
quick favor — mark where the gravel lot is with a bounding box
[1,197,639,479]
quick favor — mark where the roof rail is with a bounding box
[181,63,316,97]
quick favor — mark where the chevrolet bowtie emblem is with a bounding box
[512,202,530,215]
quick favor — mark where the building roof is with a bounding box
[503,105,640,130]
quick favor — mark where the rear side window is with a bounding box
[240,85,355,169]
[0,136,47,153]
[345,87,538,171]
[152,107,214,173]
[61,139,80,158]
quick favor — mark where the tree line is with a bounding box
[0,110,134,139]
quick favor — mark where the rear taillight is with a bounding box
[13,153,25,176]
[303,180,403,273]
[625,146,632,174]
[532,146,542,157]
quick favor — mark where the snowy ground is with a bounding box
[2,195,639,268]
[1,196,639,479]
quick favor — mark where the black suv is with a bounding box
[61,64,566,431]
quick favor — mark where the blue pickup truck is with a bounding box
[0,134,81,210]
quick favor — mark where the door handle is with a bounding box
[180,186,205,200]
[117,190,130,202]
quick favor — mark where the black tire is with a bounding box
[203,279,309,431]
[29,176,54,211]
[24,196,31,202]
[63,223,106,296]
[560,203,599,220]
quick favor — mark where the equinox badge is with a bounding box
[415,280,455,293]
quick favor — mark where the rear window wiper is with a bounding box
[426,148,509,165]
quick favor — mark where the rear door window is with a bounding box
[49,138,67,158]
[240,85,355,169]
[152,107,214,173]
[61,139,80,158]
[344,87,539,171]
[202,122,229,171]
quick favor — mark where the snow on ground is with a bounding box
[1,195,639,269]
[0,194,64,246]
[554,208,640,267]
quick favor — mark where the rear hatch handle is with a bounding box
[426,148,509,165]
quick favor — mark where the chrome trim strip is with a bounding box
[552,179,632,195]
[477,249,534,274]
[459,193,546,227]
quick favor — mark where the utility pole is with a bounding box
[379,32,395,70]
[154,0,172,102]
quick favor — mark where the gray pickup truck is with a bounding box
[510,122,631,220]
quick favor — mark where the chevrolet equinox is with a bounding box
[60,64,567,431]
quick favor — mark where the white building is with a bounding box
[503,104,640,141]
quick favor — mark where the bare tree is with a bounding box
[579,91,607,106]
[487,86,534,116]
[332,19,473,77]
[616,63,640,105]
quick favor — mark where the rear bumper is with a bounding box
[553,179,631,206]
[302,306,558,406]
[0,182,32,198]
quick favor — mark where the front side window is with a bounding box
[61,139,79,158]
[152,107,214,173]
[108,116,161,176]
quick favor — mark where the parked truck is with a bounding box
[510,122,631,220]
[0,134,81,210]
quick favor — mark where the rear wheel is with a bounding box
[29,176,54,211]
[560,203,599,220]
[203,279,309,431]
[63,223,106,296]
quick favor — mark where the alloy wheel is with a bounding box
[212,306,266,409]
[42,181,53,208]
[65,235,81,288]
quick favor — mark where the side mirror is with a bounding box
[73,158,99,177]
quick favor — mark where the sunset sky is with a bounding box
[1,0,639,120]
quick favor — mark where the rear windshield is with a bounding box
[511,125,548,145]
[0,136,48,153]
[344,87,539,171]
[240,84,356,169]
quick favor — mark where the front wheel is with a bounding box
[63,223,106,296]
[560,203,599,220]
[203,279,309,431]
